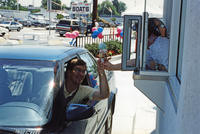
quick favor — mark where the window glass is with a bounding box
[0,59,55,126]
[59,20,70,25]
[73,21,79,25]
[122,15,142,71]
[145,18,169,72]
[177,0,186,81]
[80,53,99,88]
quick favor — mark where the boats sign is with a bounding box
[71,3,91,14]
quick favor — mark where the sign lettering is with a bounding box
[71,3,91,14]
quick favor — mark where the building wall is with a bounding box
[158,85,178,134]
[177,0,200,133]
[158,0,200,134]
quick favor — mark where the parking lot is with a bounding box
[4,27,112,43]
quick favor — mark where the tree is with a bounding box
[0,0,17,10]
[97,0,120,16]
[6,0,17,9]
[30,9,41,13]
[112,0,127,15]
[117,1,127,15]
[56,14,64,19]
[41,0,62,10]
[111,17,116,22]
[84,0,88,3]
[0,0,30,10]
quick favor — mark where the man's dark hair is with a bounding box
[66,58,86,71]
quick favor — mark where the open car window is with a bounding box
[79,53,99,89]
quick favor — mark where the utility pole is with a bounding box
[17,0,19,11]
[47,0,52,36]
[92,0,98,27]
[32,0,35,7]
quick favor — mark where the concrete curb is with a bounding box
[110,54,122,62]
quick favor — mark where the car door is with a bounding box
[10,22,16,30]
[60,55,98,134]
[72,20,79,31]
[79,53,109,132]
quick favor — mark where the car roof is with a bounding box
[59,19,79,21]
[0,44,87,61]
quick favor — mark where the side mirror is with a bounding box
[66,104,95,121]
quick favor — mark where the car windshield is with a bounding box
[0,59,56,127]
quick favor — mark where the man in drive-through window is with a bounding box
[64,58,109,106]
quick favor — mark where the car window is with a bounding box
[0,59,56,126]
[59,20,70,25]
[2,22,10,24]
[80,53,99,88]
[72,21,79,26]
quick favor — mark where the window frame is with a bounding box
[122,14,169,81]
[176,0,186,82]
[79,52,99,89]
[121,15,142,71]
[166,0,186,111]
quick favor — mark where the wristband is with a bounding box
[99,73,104,76]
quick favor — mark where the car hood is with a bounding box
[0,102,48,127]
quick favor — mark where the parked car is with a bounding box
[0,26,8,37]
[56,19,82,36]
[0,41,117,134]
[32,19,47,27]
[19,20,32,27]
[85,22,93,35]
[0,21,23,31]
[46,23,56,30]
[98,22,106,28]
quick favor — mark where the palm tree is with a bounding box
[92,0,98,27]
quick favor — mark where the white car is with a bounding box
[46,23,56,30]
[0,21,23,31]
[0,26,9,37]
